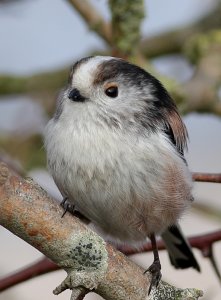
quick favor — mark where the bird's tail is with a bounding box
[161,224,200,272]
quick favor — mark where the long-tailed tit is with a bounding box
[44,56,200,292]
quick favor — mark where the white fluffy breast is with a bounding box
[44,106,192,244]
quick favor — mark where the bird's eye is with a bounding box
[105,86,118,98]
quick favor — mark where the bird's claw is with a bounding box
[60,197,75,218]
[144,259,162,295]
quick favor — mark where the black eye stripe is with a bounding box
[105,86,118,98]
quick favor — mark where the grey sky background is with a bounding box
[0,0,217,74]
[0,1,221,299]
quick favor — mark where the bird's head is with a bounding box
[54,56,187,152]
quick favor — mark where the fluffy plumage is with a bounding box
[44,56,199,275]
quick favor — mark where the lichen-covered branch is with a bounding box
[1,229,220,292]
[109,0,144,60]
[66,0,221,59]
[0,170,221,292]
[141,2,221,58]
[0,162,203,300]
[0,68,68,96]
[1,4,221,117]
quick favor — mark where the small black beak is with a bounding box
[68,88,85,102]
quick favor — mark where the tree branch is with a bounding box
[0,257,57,292]
[0,69,68,95]
[182,30,221,115]
[140,2,221,58]
[0,170,220,293]
[192,172,221,183]
[0,162,203,299]
[109,0,144,60]
[65,0,112,45]
[1,20,221,117]
[1,229,221,292]
[66,0,221,59]
[119,230,221,256]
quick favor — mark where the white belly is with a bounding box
[45,119,192,243]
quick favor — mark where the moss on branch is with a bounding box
[184,29,221,64]
[0,69,68,95]
[141,2,221,58]
[109,0,144,59]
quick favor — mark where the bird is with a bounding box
[44,56,200,293]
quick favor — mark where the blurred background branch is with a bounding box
[0,1,221,299]
[0,228,220,293]
[0,1,221,116]
[66,0,112,44]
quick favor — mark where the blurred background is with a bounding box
[0,0,221,299]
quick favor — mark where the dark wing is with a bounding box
[140,67,188,157]
[164,108,188,157]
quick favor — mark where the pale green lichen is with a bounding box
[64,231,108,271]
[149,281,203,300]
[55,231,108,292]
[109,0,144,57]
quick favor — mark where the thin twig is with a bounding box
[118,230,221,255]
[66,0,112,45]
[192,173,221,183]
[0,258,57,292]
[1,229,221,292]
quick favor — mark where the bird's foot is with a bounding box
[60,197,75,218]
[144,259,162,295]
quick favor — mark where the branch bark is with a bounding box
[140,2,221,58]
[192,172,221,183]
[0,162,203,300]
[66,0,221,59]
[109,0,144,60]
[1,229,220,292]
